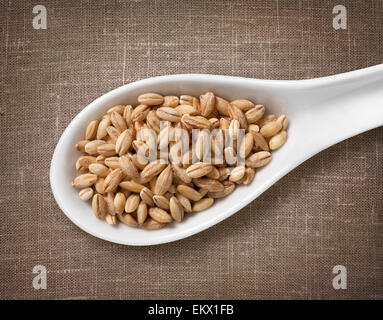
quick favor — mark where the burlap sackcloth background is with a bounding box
[0,0,382,299]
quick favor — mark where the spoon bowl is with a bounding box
[50,64,383,245]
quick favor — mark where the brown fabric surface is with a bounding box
[0,0,382,300]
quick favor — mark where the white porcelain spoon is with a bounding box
[50,64,383,246]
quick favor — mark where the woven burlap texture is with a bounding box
[0,0,382,299]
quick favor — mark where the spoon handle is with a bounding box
[290,64,383,157]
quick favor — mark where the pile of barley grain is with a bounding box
[72,92,288,229]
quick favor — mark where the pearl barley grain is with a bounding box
[72,92,288,229]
